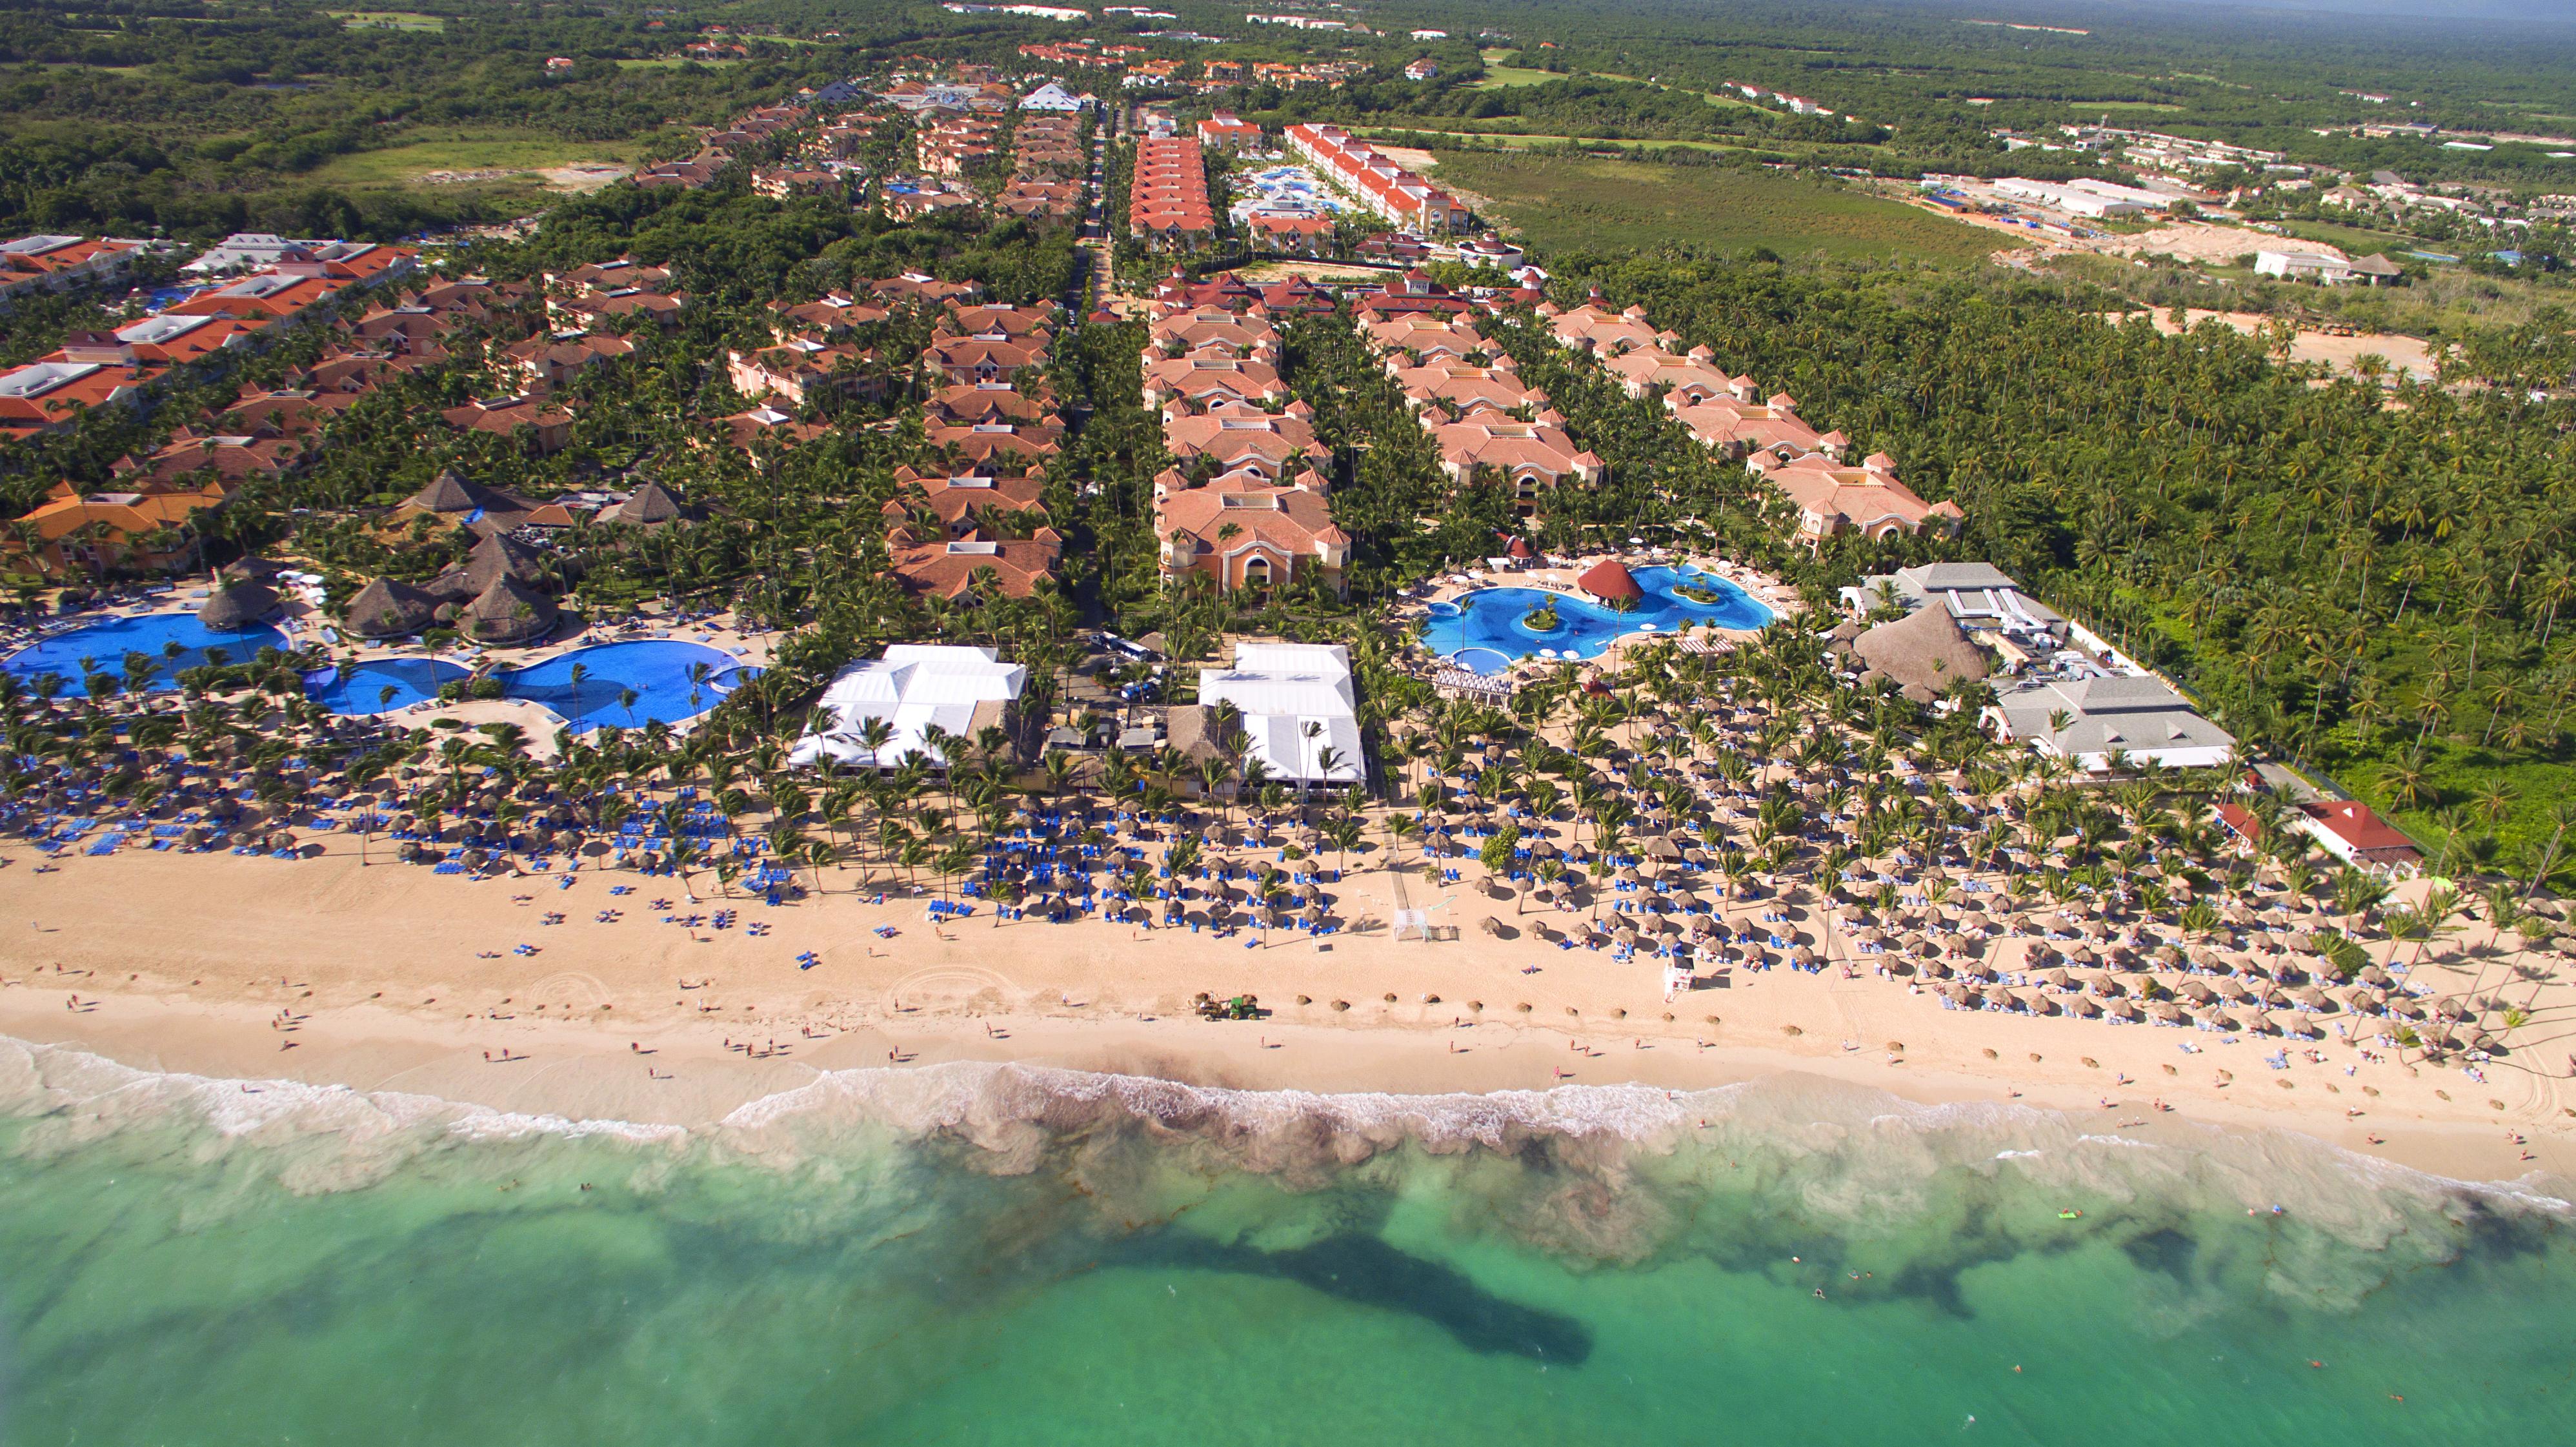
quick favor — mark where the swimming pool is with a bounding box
[5,614,289,694]
[306,658,469,714]
[499,641,754,731]
[301,641,754,729]
[1419,565,1775,674]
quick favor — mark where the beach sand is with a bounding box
[3,841,2567,1186]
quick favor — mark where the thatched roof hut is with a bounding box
[433,532,547,600]
[1849,605,1987,704]
[458,574,557,645]
[199,580,279,631]
[343,577,437,638]
[599,480,689,527]
[407,467,501,515]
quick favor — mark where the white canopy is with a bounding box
[789,645,1024,771]
[1199,642,1364,787]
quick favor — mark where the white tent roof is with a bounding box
[1198,643,1364,786]
[789,644,1024,770]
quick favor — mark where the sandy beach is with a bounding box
[4,840,2566,1186]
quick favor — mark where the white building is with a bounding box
[1991,177,2177,218]
[184,233,324,276]
[1019,81,1093,111]
[1196,642,1365,788]
[789,645,1025,771]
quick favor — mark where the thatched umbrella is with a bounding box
[1480,915,1505,938]
[2068,995,2102,1019]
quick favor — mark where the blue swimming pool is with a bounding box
[499,641,754,732]
[5,614,289,694]
[1420,565,1774,674]
[306,658,469,714]
[300,640,755,729]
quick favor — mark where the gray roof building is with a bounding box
[1987,674,2236,772]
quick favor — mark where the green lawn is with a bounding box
[2278,218,2415,256]
[1428,150,2002,264]
[1471,65,1563,90]
[2073,100,2184,112]
[1357,127,1744,154]
[307,132,643,188]
[618,57,742,69]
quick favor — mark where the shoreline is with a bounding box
[3,845,2570,1189]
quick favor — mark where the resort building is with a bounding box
[2293,800,2423,878]
[1749,451,1961,547]
[1155,469,1347,594]
[1428,413,1604,507]
[885,465,1051,536]
[1668,392,1840,463]
[1840,562,2063,651]
[1158,407,1329,481]
[1,487,218,577]
[789,644,1029,771]
[1142,356,1286,409]
[1984,674,2238,773]
[1540,297,1678,358]
[1280,124,1469,232]
[0,235,152,299]
[1192,642,1366,788]
[1605,347,1753,406]
[885,525,1064,600]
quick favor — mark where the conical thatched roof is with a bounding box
[458,574,557,645]
[453,531,546,593]
[1853,605,1987,700]
[601,479,685,526]
[1576,558,1642,602]
[344,577,436,638]
[198,580,279,630]
[407,467,491,514]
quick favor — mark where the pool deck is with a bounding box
[1405,551,1804,677]
[23,591,778,755]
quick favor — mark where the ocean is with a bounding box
[0,1038,2568,1444]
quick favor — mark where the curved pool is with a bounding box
[301,640,755,730]
[1420,565,1773,674]
[5,614,288,695]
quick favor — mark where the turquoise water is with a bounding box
[1423,566,1775,674]
[300,642,752,727]
[1,1046,2569,1444]
[3,614,288,694]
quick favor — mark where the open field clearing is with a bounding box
[2102,307,2440,380]
[308,134,647,190]
[1432,152,2001,263]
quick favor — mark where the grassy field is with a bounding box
[1358,127,1744,154]
[328,10,445,30]
[1428,151,2002,264]
[1471,65,1562,90]
[307,132,643,188]
[617,57,743,69]
[2279,218,2417,256]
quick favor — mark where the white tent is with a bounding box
[789,645,1024,771]
[1198,642,1365,787]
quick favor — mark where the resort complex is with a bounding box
[1,24,2568,1227]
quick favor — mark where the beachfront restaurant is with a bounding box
[788,643,1025,772]
[1194,642,1365,790]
